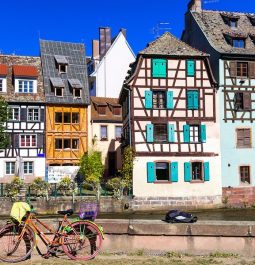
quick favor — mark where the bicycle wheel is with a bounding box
[0,223,35,263]
[62,220,103,261]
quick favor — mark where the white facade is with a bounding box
[90,32,135,98]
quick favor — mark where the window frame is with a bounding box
[0,77,7,93]
[15,79,36,93]
[152,90,166,109]
[55,87,63,97]
[72,112,79,123]
[8,107,20,121]
[5,161,15,175]
[240,165,251,185]
[98,106,106,115]
[100,125,108,141]
[115,126,122,140]
[24,161,33,175]
[154,123,168,143]
[236,128,252,148]
[155,161,170,182]
[236,62,248,78]
[189,124,200,143]
[59,64,67,73]
[27,107,40,122]
[232,38,245,48]
[191,161,204,182]
[19,134,37,148]
[73,88,81,98]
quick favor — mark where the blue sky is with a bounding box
[1,0,254,57]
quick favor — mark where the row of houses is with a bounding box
[0,0,255,207]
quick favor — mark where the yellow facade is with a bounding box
[46,105,87,165]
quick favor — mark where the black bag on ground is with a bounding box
[165,210,197,223]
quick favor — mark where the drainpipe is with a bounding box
[122,87,131,146]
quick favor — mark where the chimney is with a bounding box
[120,28,127,39]
[99,27,111,59]
[188,0,202,12]
[92,40,99,59]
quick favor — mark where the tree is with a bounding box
[0,96,9,150]
[79,151,104,200]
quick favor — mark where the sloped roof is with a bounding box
[40,40,90,105]
[13,65,38,77]
[191,10,255,55]
[139,32,208,57]
[0,64,8,76]
[90,97,122,122]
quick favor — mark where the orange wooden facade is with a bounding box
[46,105,88,165]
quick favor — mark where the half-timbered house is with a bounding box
[0,55,45,183]
[40,40,90,183]
[119,32,221,208]
[182,0,255,205]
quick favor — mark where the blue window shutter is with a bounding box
[168,123,175,142]
[200,125,206,143]
[183,125,190,143]
[204,162,210,181]
[171,162,178,182]
[193,91,199,109]
[166,91,173,109]
[145,90,153,109]
[184,162,191,182]
[146,124,154,143]
[187,60,195,77]
[152,59,167,78]
[147,162,155,183]
[187,91,194,110]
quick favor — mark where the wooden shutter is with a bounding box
[193,91,199,109]
[147,162,155,183]
[20,108,26,121]
[184,162,191,182]
[249,62,255,78]
[229,61,237,77]
[243,92,251,110]
[152,59,167,78]
[171,162,178,182]
[183,125,190,143]
[187,60,195,77]
[200,125,206,143]
[204,162,210,181]
[168,123,175,142]
[37,134,44,148]
[166,91,173,109]
[13,133,19,148]
[146,124,154,143]
[145,90,153,109]
[40,108,45,122]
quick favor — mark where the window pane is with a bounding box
[55,139,62,149]
[63,113,71,123]
[154,124,167,142]
[240,166,250,184]
[0,79,3,91]
[55,112,62,123]
[101,126,107,140]
[153,91,165,109]
[191,162,203,180]
[63,139,71,149]
[72,113,79,123]
[115,126,122,139]
[72,139,79,149]
[156,162,169,181]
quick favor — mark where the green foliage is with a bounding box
[209,252,238,258]
[29,177,50,197]
[5,177,24,200]
[79,151,104,192]
[58,177,76,196]
[106,177,126,199]
[0,97,9,150]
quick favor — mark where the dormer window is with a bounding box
[55,87,63,97]
[233,38,245,48]
[230,19,238,29]
[68,79,83,98]
[113,106,121,116]
[98,106,106,115]
[50,77,65,97]
[0,64,8,93]
[73,88,81,98]
[247,15,255,26]
[54,55,68,74]
[221,13,240,29]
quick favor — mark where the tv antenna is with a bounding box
[152,22,171,38]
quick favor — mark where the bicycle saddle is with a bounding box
[57,209,74,216]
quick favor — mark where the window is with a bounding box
[152,59,167,78]
[113,106,121,116]
[0,79,3,92]
[72,139,79,149]
[9,107,20,121]
[156,162,169,181]
[55,139,62,149]
[187,90,199,110]
[27,108,39,121]
[20,135,36,147]
[154,124,167,142]
[72,113,79,123]
[234,92,251,111]
[237,62,248,78]
[73,89,81,98]
[100,126,107,140]
[230,19,238,29]
[63,139,71,149]
[63,113,71,123]
[233,39,245,48]
[55,112,62,123]
[18,80,34,93]
[153,91,165,109]
[59,64,67,73]
[55,139,77,150]
[98,106,106,115]
[24,162,33,174]
[55,87,63,97]
[115,126,122,140]
[236,128,251,148]
[189,125,200,143]
[240,166,250,184]
[5,162,15,175]
[191,162,203,181]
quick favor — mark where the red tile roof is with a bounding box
[0,64,8,76]
[13,65,38,77]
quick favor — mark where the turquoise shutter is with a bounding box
[187,60,195,77]
[168,124,175,142]
[187,91,194,110]
[183,125,190,143]
[171,162,178,182]
[145,90,153,109]
[146,124,154,143]
[184,162,191,182]
[204,162,210,181]
[147,162,155,183]
[193,91,199,109]
[152,59,167,78]
[166,91,173,109]
[200,125,206,143]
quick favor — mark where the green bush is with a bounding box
[58,177,76,196]
[29,177,50,197]
[5,177,24,200]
